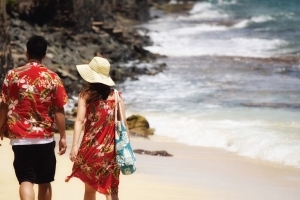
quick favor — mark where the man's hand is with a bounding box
[58,136,67,155]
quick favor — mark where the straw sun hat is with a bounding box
[76,57,115,86]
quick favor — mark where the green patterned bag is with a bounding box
[114,90,136,175]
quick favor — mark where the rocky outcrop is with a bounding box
[7,0,150,32]
[127,115,155,137]
[4,0,167,96]
[151,0,196,13]
[1,0,198,91]
[0,0,13,84]
[8,17,166,96]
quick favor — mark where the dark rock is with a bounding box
[127,115,155,137]
[0,5,14,82]
[1,1,169,96]
[133,149,173,156]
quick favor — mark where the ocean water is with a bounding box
[119,0,300,168]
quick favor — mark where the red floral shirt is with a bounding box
[0,62,68,139]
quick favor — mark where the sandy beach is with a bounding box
[1,131,300,200]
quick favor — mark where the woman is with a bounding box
[66,57,129,200]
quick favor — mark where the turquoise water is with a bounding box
[217,0,300,54]
[119,0,300,168]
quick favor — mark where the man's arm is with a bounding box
[0,103,8,140]
[54,106,67,155]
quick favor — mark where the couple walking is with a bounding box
[0,35,128,200]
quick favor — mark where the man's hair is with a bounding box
[26,35,48,60]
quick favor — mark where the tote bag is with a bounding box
[114,90,136,175]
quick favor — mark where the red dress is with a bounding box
[66,91,120,195]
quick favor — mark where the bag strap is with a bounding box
[114,89,124,123]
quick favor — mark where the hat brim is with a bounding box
[76,64,115,86]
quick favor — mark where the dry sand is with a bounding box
[1,132,300,200]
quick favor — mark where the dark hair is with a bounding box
[26,35,48,60]
[79,83,111,104]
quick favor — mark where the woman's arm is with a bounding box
[69,96,86,161]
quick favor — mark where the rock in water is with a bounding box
[126,114,155,137]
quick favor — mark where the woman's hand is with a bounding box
[69,145,78,162]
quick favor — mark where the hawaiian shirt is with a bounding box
[0,62,68,139]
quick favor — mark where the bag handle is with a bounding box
[114,89,124,123]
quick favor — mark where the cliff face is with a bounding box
[0,0,13,84]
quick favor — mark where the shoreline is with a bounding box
[142,134,300,172]
[1,132,300,200]
[129,134,300,200]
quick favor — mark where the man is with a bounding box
[0,35,68,200]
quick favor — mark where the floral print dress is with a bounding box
[66,92,120,195]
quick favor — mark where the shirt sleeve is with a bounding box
[52,75,68,108]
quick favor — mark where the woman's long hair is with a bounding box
[79,83,111,104]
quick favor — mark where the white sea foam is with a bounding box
[126,109,300,168]
[189,2,213,14]
[233,15,274,29]
[251,15,274,23]
[120,53,300,168]
[233,19,251,28]
[229,38,288,56]
[123,78,300,168]
[169,24,228,35]
[144,30,287,57]
[189,10,229,20]
[187,2,229,20]
[218,0,237,5]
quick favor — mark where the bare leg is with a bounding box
[19,181,35,200]
[106,194,119,200]
[38,183,52,200]
[84,183,96,200]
